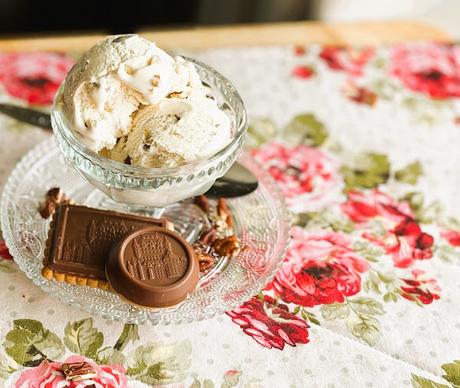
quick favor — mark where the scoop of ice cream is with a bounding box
[61,34,205,152]
[108,89,231,168]
[60,34,232,167]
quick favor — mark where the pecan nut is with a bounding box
[39,187,72,219]
[217,198,233,227]
[194,194,210,213]
[212,235,240,257]
[196,250,215,272]
[62,361,97,381]
[199,227,217,245]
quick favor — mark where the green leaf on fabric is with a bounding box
[320,303,350,320]
[222,370,241,388]
[246,118,278,148]
[402,192,442,224]
[341,153,390,191]
[436,244,459,263]
[189,378,202,388]
[441,360,460,386]
[297,210,354,233]
[348,314,381,346]
[395,161,423,184]
[411,374,450,388]
[0,261,16,273]
[292,212,317,228]
[4,319,64,367]
[64,318,103,358]
[402,96,451,126]
[188,376,215,388]
[370,78,401,100]
[203,379,215,388]
[383,292,399,303]
[114,324,139,351]
[127,340,192,385]
[300,308,321,325]
[95,347,125,366]
[348,297,385,316]
[352,240,384,263]
[283,113,328,147]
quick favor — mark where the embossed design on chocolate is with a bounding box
[106,226,199,308]
[127,233,188,280]
[87,219,131,260]
[61,240,92,264]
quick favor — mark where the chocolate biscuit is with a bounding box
[42,204,172,288]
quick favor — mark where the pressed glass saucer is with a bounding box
[1,138,290,325]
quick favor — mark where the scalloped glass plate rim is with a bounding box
[1,138,291,325]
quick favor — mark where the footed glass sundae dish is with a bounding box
[51,34,247,209]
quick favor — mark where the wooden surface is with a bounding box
[0,21,450,52]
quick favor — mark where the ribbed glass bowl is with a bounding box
[51,57,247,207]
[1,139,291,324]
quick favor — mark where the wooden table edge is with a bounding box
[0,20,451,52]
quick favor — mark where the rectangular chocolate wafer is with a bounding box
[42,204,171,288]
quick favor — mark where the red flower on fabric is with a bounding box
[400,269,441,304]
[389,42,460,99]
[269,228,368,307]
[319,47,374,76]
[252,142,342,212]
[0,239,13,260]
[12,355,127,387]
[294,46,307,56]
[342,81,378,106]
[441,229,460,247]
[0,52,74,105]
[341,190,434,268]
[292,65,315,79]
[226,296,309,350]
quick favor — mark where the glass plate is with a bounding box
[1,138,290,325]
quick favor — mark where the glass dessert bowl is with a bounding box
[51,57,247,209]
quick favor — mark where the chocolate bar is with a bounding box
[42,204,170,288]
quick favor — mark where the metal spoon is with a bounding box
[0,103,258,198]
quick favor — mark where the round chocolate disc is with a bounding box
[106,226,199,308]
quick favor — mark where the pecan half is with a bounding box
[62,361,97,381]
[39,187,72,219]
[213,235,240,257]
[199,227,217,245]
[194,194,209,213]
[196,250,215,272]
[168,91,182,98]
[217,198,233,227]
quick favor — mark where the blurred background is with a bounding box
[0,0,458,38]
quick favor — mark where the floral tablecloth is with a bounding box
[1,42,460,387]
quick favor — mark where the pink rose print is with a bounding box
[269,227,368,307]
[341,190,434,268]
[319,47,374,76]
[389,42,460,99]
[252,142,342,213]
[441,229,460,247]
[400,269,441,305]
[226,296,309,350]
[14,355,127,388]
[0,239,13,260]
[0,52,74,105]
